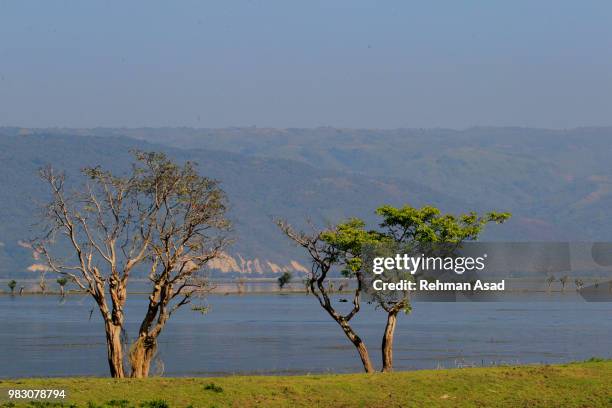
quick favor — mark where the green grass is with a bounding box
[1,361,611,407]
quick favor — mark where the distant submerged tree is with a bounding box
[8,280,17,295]
[38,270,47,294]
[235,276,246,294]
[575,278,585,291]
[56,277,68,297]
[277,272,292,290]
[327,280,335,293]
[560,275,569,292]
[546,275,556,292]
[302,277,310,294]
[35,151,230,378]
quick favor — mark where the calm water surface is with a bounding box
[1,294,611,377]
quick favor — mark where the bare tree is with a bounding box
[38,269,48,294]
[327,281,335,293]
[546,275,556,293]
[277,220,375,373]
[302,277,310,294]
[128,153,229,377]
[35,151,230,378]
[235,276,246,294]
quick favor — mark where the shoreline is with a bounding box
[0,288,601,296]
[1,360,610,407]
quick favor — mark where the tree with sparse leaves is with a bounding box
[35,151,230,378]
[277,218,383,373]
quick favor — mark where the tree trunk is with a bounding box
[339,319,375,373]
[104,321,125,378]
[381,311,398,372]
[129,335,158,378]
[59,286,65,297]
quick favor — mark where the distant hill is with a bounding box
[2,126,612,278]
[0,131,464,278]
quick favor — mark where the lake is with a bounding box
[1,294,611,378]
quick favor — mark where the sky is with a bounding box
[1,1,612,129]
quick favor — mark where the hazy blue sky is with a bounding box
[1,1,611,129]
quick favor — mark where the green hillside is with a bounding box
[75,126,612,240]
[0,132,462,278]
[2,127,612,278]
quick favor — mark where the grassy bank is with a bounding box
[1,361,611,407]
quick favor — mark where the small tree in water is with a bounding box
[546,275,556,292]
[38,270,47,294]
[8,280,17,295]
[302,278,310,294]
[56,277,68,297]
[35,151,230,378]
[575,278,585,291]
[560,275,569,292]
[277,272,292,290]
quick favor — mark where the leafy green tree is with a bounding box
[277,272,292,290]
[8,280,17,295]
[373,205,510,371]
[56,277,68,297]
[278,205,510,373]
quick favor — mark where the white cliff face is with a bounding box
[27,263,52,272]
[289,261,309,274]
[206,251,308,275]
[18,238,305,276]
